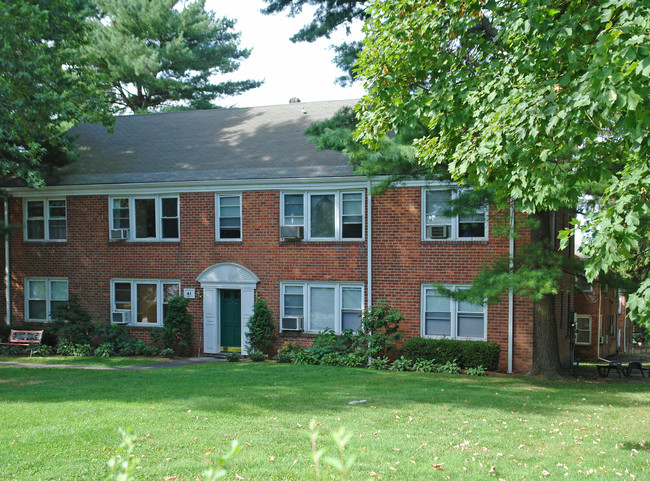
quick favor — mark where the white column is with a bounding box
[240,287,255,355]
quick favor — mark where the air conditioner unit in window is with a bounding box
[427,225,450,239]
[280,225,304,241]
[280,316,303,332]
[110,228,130,241]
[112,311,131,325]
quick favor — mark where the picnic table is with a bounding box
[596,360,648,378]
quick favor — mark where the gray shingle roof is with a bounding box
[60,99,357,186]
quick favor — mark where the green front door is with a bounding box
[220,289,241,352]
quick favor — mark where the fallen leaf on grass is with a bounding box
[431,464,445,471]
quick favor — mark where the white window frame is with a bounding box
[215,193,242,241]
[110,279,180,327]
[575,314,591,345]
[280,191,365,241]
[422,188,488,241]
[420,284,487,341]
[25,278,69,321]
[24,198,67,242]
[109,196,180,242]
[280,282,364,333]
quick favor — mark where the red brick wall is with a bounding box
[4,187,539,372]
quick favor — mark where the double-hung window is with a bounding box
[423,188,487,240]
[575,315,591,345]
[280,191,364,241]
[25,278,68,321]
[281,282,363,333]
[216,194,241,240]
[111,280,180,326]
[421,285,486,340]
[25,199,67,241]
[110,196,179,241]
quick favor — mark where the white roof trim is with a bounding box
[8,176,377,198]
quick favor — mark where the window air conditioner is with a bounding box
[110,228,130,241]
[280,225,304,241]
[280,316,303,332]
[112,311,131,325]
[427,225,450,239]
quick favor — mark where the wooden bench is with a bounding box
[0,329,44,357]
[596,362,625,378]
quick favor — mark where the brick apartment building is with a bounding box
[574,278,634,361]
[0,100,579,373]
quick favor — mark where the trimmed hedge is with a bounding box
[401,338,501,371]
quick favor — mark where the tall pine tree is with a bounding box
[85,0,262,112]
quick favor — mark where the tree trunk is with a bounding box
[527,211,564,378]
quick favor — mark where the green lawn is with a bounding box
[0,355,170,367]
[1,362,648,481]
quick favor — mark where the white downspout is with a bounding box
[367,180,372,308]
[597,284,602,360]
[508,200,514,373]
[4,198,10,326]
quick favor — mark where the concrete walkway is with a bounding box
[0,357,223,371]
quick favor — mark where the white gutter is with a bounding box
[367,180,372,308]
[4,198,10,326]
[508,200,515,373]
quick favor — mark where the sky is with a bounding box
[206,0,366,108]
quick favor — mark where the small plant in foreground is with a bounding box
[107,428,241,481]
[225,352,241,362]
[309,419,355,480]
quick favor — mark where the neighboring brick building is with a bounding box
[0,100,574,373]
[574,279,633,361]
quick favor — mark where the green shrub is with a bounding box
[100,324,137,354]
[94,342,115,358]
[225,352,240,362]
[412,358,438,372]
[437,360,461,374]
[389,356,414,371]
[292,350,318,365]
[320,352,344,366]
[341,353,366,368]
[307,328,354,360]
[56,340,75,356]
[465,365,487,376]
[0,323,10,342]
[158,348,175,357]
[248,351,267,362]
[246,298,277,356]
[36,344,55,356]
[278,341,304,355]
[162,296,193,356]
[401,338,500,371]
[354,301,404,359]
[50,295,98,345]
[368,356,390,370]
[273,352,293,363]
